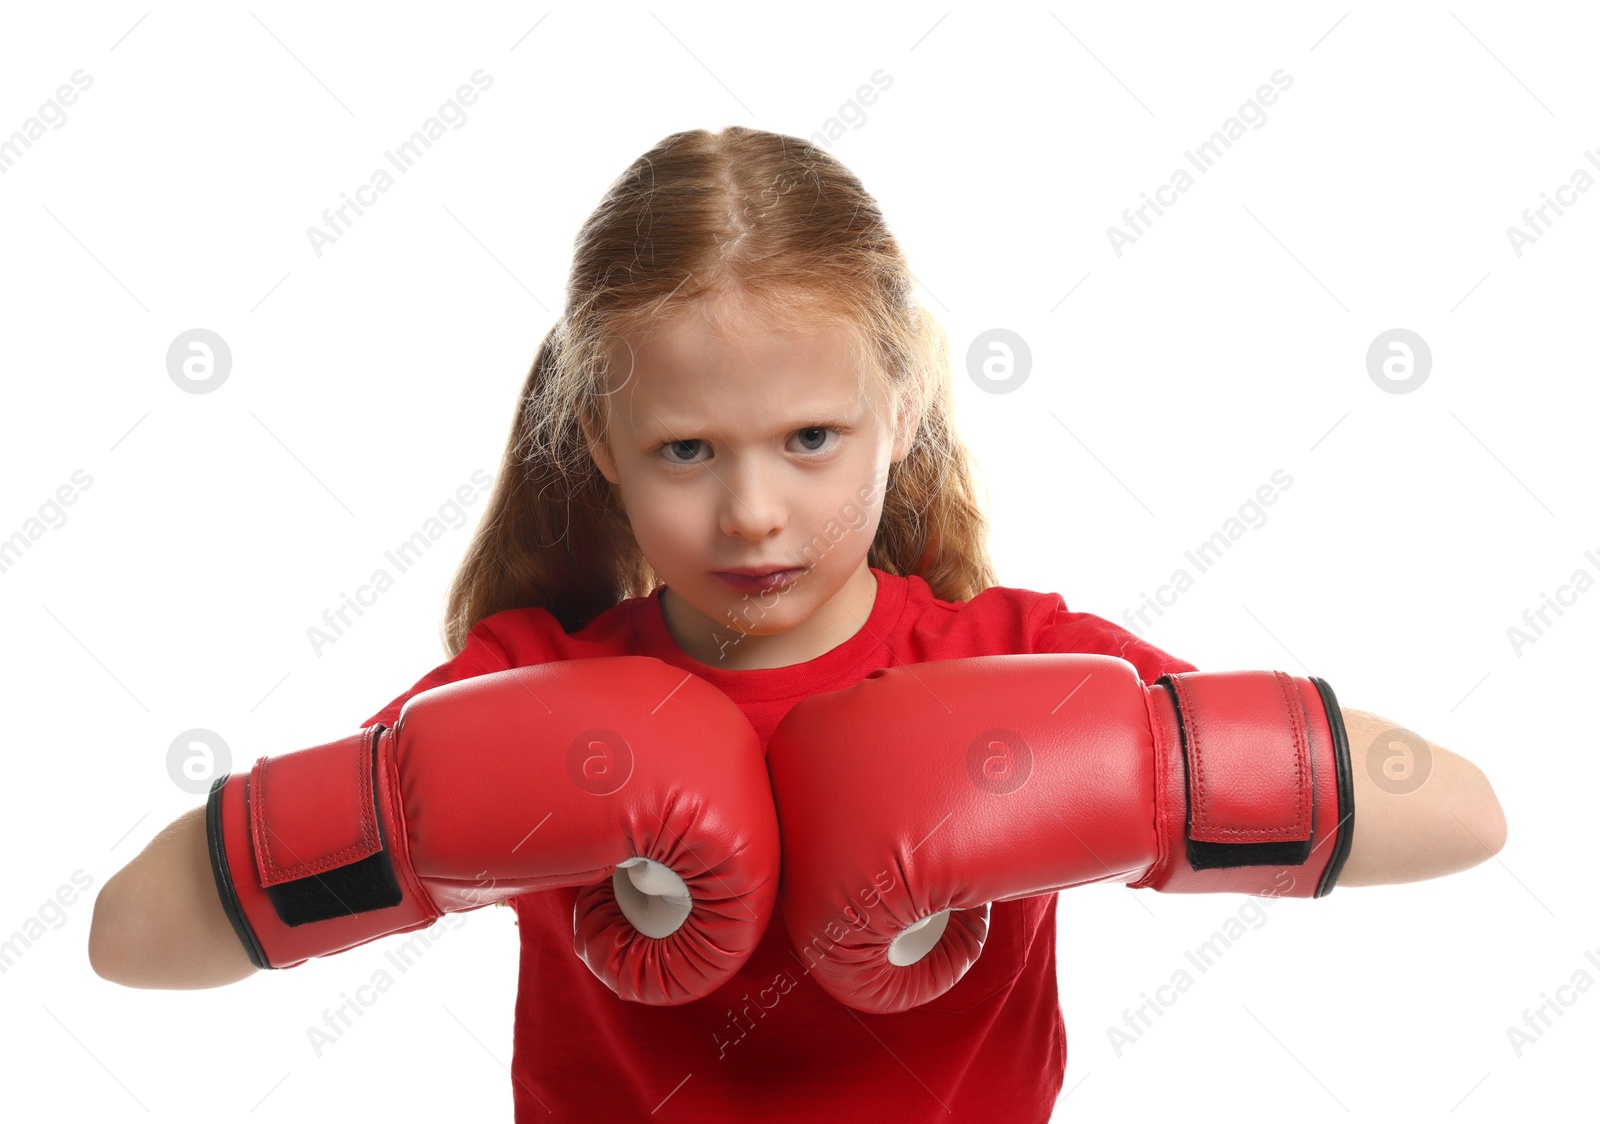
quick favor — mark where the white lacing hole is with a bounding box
[886,910,951,966]
[612,857,692,938]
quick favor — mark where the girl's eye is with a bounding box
[659,438,707,466]
[657,427,841,466]
[792,426,838,455]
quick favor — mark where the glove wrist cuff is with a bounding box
[206,726,438,969]
[1137,670,1355,898]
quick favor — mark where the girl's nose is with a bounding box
[718,460,786,540]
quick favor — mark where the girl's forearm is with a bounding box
[89,804,260,989]
[1333,707,1507,887]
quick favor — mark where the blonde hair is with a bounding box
[441,125,997,654]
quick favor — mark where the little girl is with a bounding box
[90,125,1506,1121]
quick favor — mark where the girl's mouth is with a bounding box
[713,569,804,593]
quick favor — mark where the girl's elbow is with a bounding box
[1471,773,1508,860]
[87,878,131,985]
[1447,751,1507,869]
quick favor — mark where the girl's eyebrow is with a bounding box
[645,404,860,439]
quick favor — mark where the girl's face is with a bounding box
[582,296,918,670]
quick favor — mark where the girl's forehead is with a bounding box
[606,313,872,397]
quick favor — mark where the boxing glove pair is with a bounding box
[208,651,1352,1014]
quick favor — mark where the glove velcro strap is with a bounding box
[207,725,440,969]
[1152,670,1354,897]
[1163,670,1313,868]
[250,726,404,926]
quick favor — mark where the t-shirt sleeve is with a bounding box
[358,617,518,729]
[1027,593,1198,681]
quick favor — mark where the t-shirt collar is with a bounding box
[630,567,908,702]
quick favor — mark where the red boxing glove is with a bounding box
[207,656,779,1005]
[766,654,1354,1014]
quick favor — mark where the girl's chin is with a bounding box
[664,580,807,618]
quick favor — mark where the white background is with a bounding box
[1,2,1592,1120]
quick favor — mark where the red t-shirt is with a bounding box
[362,568,1196,1122]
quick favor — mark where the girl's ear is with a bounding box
[892,398,923,465]
[580,409,619,484]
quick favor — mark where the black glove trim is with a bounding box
[206,775,270,970]
[1310,676,1355,897]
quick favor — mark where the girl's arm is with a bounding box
[88,805,259,989]
[82,707,1504,989]
[1334,707,1507,887]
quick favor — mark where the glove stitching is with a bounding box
[1273,670,1313,839]
[1184,673,1309,841]
[254,733,383,882]
[1130,684,1173,889]
[377,730,441,916]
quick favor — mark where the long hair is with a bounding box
[441,126,997,654]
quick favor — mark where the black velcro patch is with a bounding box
[265,850,404,926]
